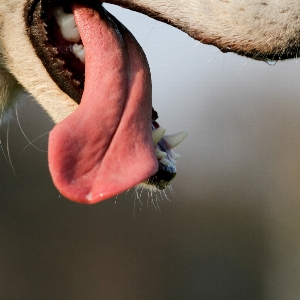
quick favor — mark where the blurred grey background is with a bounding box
[1,4,300,299]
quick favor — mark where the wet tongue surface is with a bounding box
[48,4,158,204]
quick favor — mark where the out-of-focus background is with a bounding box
[1,4,300,299]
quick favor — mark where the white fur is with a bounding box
[0,0,77,123]
[0,0,300,123]
[110,0,300,56]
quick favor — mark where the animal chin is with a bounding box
[25,0,187,204]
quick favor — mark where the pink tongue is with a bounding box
[48,5,158,204]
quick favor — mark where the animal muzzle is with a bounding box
[25,0,187,203]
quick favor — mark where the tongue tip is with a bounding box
[49,154,159,205]
[53,169,160,205]
[57,189,116,205]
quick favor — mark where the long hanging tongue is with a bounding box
[48,5,158,204]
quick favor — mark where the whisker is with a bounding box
[21,132,49,153]
[114,196,118,209]
[152,193,160,211]
[6,120,16,175]
[163,188,171,202]
[168,185,175,196]
[143,20,158,46]
[193,41,201,48]
[132,183,175,214]
[15,102,48,153]
[0,109,9,164]
[132,187,144,217]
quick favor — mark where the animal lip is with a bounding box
[26,1,187,203]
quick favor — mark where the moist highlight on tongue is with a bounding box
[48,4,158,204]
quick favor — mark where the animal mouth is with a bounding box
[25,0,187,203]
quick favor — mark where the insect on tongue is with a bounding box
[48,4,158,204]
